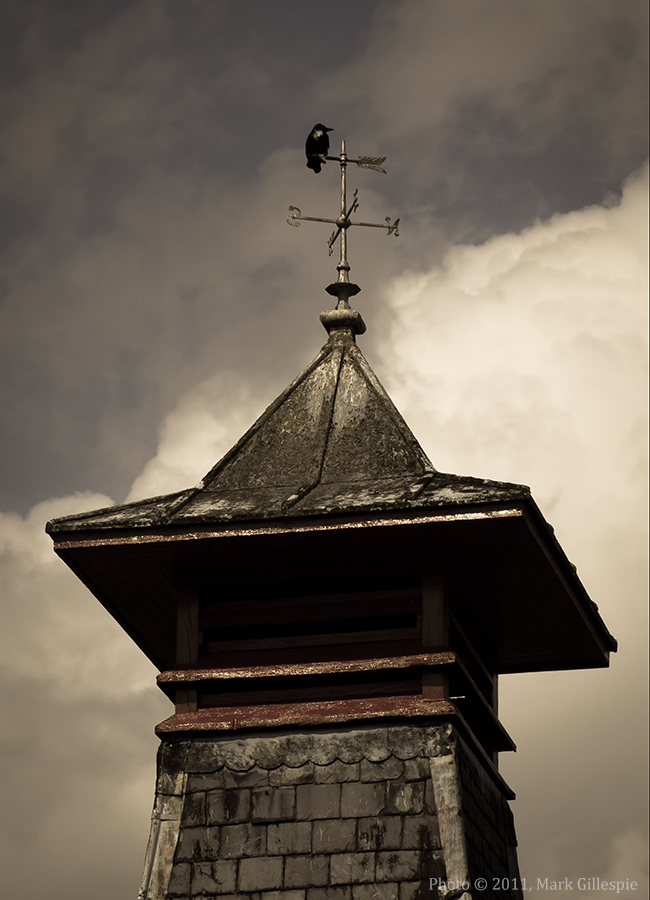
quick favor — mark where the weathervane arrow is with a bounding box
[338,154,387,173]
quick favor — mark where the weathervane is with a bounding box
[287,128,399,315]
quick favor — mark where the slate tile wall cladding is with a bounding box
[156,724,510,900]
[456,740,522,900]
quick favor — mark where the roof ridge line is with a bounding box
[281,342,347,511]
[169,344,335,519]
[45,488,195,531]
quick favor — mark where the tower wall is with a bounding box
[139,723,521,900]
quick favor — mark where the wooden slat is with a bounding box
[155,695,459,736]
[176,588,199,665]
[199,679,421,706]
[158,651,457,683]
[422,565,447,647]
[200,596,420,628]
[203,626,422,654]
[197,639,424,669]
[201,587,421,610]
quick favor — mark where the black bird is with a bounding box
[305,124,333,173]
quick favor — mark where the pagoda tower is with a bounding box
[47,142,616,900]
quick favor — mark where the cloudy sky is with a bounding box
[0,1,647,897]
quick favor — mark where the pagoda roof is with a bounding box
[47,318,529,534]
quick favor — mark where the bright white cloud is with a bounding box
[381,163,648,551]
[127,371,261,501]
[0,493,159,699]
[0,493,170,899]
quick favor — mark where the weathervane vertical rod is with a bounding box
[338,141,349,285]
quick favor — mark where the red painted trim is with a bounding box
[155,695,457,733]
[157,651,457,684]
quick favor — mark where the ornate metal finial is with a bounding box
[287,138,400,325]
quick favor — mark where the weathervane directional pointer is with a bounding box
[288,139,400,322]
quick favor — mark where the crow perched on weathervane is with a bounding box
[305,124,333,173]
[290,133,399,300]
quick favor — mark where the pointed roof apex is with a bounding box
[171,291,436,523]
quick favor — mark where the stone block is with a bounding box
[402,758,431,781]
[375,851,423,882]
[181,791,206,826]
[348,728,393,763]
[401,816,439,851]
[384,782,425,815]
[387,726,427,760]
[224,765,270,790]
[296,783,341,820]
[399,882,425,900]
[309,733,347,766]
[220,822,266,857]
[187,771,225,792]
[220,739,257,772]
[267,821,312,855]
[312,818,356,854]
[157,768,186,798]
[340,782,385,818]
[330,852,375,884]
[306,887,352,900]
[232,733,310,770]
[262,893,307,900]
[314,760,360,784]
[261,893,306,900]
[185,742,223,773]
[310,729,390,765]
[252,787,296,822]
[192,861,222,894]
[284,854,329,888]
[239,856,285,892]
[359,757,404,782]
[376,850,444,884]
[270,763,315,786]
[175,826,220,861]
[159,741,189,778]
[424,779,436,814]
[357,817,402,851]
[157,748,188,796]
[167,862,191,896]
[420,852,445,880]
[356,729,391,763]
[353,885,399,900]
[208,788,251,824]
[196,858,237,894]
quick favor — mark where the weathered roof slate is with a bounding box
[47,321,529,534]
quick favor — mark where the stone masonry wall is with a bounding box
[140,723,518,900]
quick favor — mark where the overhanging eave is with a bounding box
[50,499,616,675]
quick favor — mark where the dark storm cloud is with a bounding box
[319,0,648,236]
[0,0,391,510]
